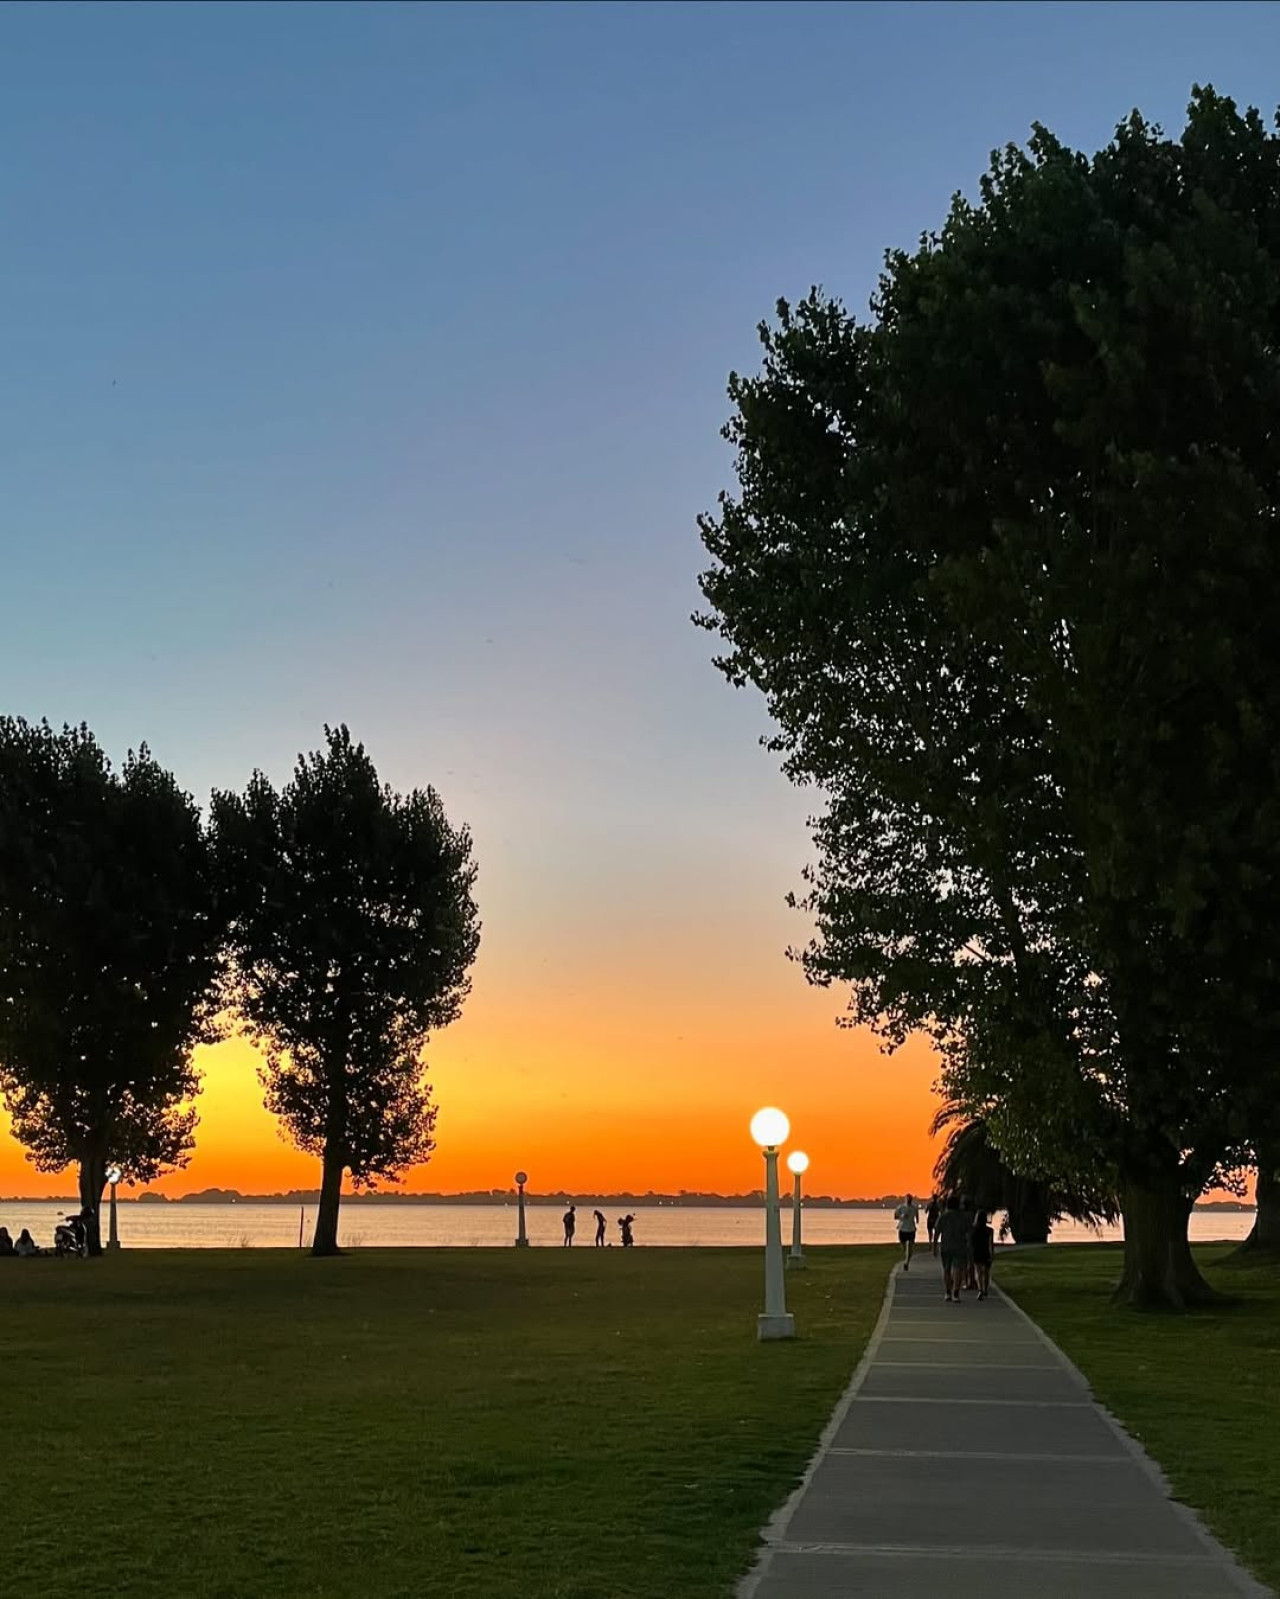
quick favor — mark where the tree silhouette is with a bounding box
[931,1104,1117,1245]
[212,726,480,1256]
[697,89,1280,1307]
[0,719,220,1252]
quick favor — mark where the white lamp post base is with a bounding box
[757,1312,796,1341]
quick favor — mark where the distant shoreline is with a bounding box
[0,1190,1257,1214]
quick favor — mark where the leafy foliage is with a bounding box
[0,719,221,1243]
[211,726,480,1252]
[931,1103,1118,1243]
[696,89,1280,1304]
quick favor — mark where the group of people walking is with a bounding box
[893,1192,995,1301]
[562,1205,636,1248]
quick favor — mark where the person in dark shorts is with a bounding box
[893,1192,920,1270]
[935,1195,970,1302]
[925,1194,940,1253]
[562,1204,576,1246]
[972,1208,995,1299]
[959,1194,978,1290]
[593,1209,607,1247]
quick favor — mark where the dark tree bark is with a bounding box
[311,1089,347,1257]
[78,1154,106,1257]
[1113,1167,1220,1309]
[1006,1177,1051,1245]
[1232,1144,1280,1258]
[312,1149,345,1256]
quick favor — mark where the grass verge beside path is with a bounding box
[0,1246,890,1599]
[998,1244,1280,1595]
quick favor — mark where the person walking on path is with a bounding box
[893,1192,920,1270]
[593,1208,606,1247]
[958,1193,978,1290]
[925,1193,940,1254]
[562,1204,576,1246]
[972,1207,995,1299]
[936,1194,971,1302]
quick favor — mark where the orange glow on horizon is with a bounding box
[0,979,943,1201]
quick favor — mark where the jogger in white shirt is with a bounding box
[893,1192,920,1270]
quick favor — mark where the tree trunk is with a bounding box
[1007,1178,1051,1245]
[78,1155,106,1257]
[1232,1145,1280,1258]
[311,1144,345,1257]
[1113,1167,1220,1310]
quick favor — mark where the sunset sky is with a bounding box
[3,2,1276,1201]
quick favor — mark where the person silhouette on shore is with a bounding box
[618,1213,635,1247]
[562,1204,576,1246]
[0,1227,14,1257]
[593,1209,606,1247]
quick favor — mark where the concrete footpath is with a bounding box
[742,1260,1272,1599]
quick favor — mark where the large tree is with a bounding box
[211,726,480,1256]
[0,719,220,1252]
[697,89,1280,1308]
[932,1104,1118,1245]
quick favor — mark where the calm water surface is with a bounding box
[0,1202,1254,1251]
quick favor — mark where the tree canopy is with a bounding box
[697,88,1280,1307]
[931,1104,1118,1245]
[0,719,221,1250]
[211,725,480,1256]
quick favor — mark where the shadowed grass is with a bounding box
[0,1246,890,1598]
[998,1243,1280,1594]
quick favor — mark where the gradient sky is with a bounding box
[3,1,1277,1200]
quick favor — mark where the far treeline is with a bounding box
[698,86,1280,1311]
[0,721,480,1256]
[80,1188,1054,1209]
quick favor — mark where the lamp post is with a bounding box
[750,1107,795,1340]
[106,1166,122,1251]
[787,1150,809,1268]
[514,1171,530,1247]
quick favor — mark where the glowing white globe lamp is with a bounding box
[751,1107,795,1340]
[786,1151,809,1268]
[750,1107,790,1149]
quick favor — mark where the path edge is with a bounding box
[736,1263,898,1599]
[995,1276,1275,1599]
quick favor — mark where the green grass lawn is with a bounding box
[998,1244,1280,1593]
[0,1246,890,1599]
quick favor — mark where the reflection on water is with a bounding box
[0,1202,1254,1251]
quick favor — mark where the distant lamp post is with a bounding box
[106,1166,123,1251]
[514,1171,530,1248]
[750,1108,795,1340]
[787,1150,809,1269]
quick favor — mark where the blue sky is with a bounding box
[4,0,1279,991]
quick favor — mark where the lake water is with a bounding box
[0,1201,1254,1251]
